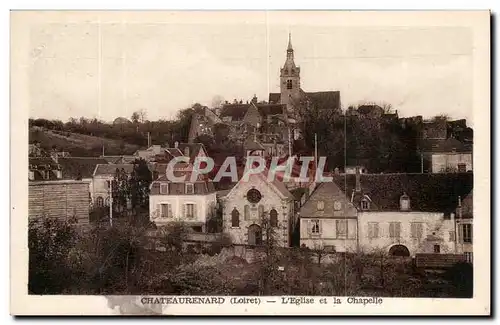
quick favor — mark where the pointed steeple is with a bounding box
[287,32,293,51]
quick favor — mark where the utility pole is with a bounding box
[109,180,113,227]
[314,133,318,169]
[102,144,105,157]
[458,195,463,254]
[288,127,292,157]
[420,153,424,173]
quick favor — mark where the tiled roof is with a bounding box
[256,104,285,116]
[244,137,265,151]
[419,138,473,153]
[268,93,281,104]
[151,178,216,195]
[94,164,135,176]
[58,157,109,179]
[332,173,473,214]
[220,102,286,121]
[220,104,250,121]
[176,143,205,162]
[304,91,341,111]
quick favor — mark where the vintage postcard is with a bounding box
[11,10,490,315]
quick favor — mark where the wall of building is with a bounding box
[431,153,473,173]
[92,175,112,204]
[149,193,217,230]
[300,217,358,252]
[29,180,90,224]
[222,175,293,247]
[358,211,456,256]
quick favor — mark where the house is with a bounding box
[29,157,62,181]
[29,180,91,224]
[134,145,166,161]
[298,182,358,253]
[57,157,109,202]
[219,170,296,247]
[149,169,217,232]
[419,138,473,173]
[456,190,473,262]
[334,172,473,257]
[100,155,137,164]
[29,142,43,157]
[92,164,135,208]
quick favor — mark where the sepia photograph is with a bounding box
[10,10,490,315]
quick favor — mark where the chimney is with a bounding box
[355,166,361,192]
[174,141,179,148]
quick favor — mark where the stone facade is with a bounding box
[221,172,295,247]
[357,211,456,257]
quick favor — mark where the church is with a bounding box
[188,34,342,156]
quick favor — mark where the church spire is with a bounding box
[287,32,293,51]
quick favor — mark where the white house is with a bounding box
[149,169,217,232]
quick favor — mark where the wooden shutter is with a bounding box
[183,204,187,218]
[157,204,161,218]
[193,204,197,219]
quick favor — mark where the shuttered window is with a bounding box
[410,222,423,239]
[368,222,379,239]
[389,222,401,238]
[270,209,278,227]
[311,220,320,234]
[336,220,347,238]
[160,203,172,218]
[185,203,196,219]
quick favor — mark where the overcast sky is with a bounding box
[28,16,473,125]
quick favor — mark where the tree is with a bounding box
[112,168,130,215]
[131,111,140,123]
[28,218,79,294]
[129,159,153,219]
[211,95,224,109]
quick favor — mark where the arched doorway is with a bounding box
[248,224,262,245]
[389,244,410,257]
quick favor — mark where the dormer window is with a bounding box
[160,183,169,195]
[317,200,325,211]
[185,183,194,194]
[400,193,410,211]
[361,199,370,210]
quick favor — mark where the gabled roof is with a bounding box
[176,143,206,162]
[57,157,109,179]
[303,90,341,111]
[223,169,293,200]
[220,103,250,121]
[332,173,473,214]
[268,93,281,104]
[419,138,473,153]
[94,164,135,176]
[244,136,265,151]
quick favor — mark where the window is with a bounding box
[185,183,194,194]
[105,197,110,206]
[361,199,369,210]
[434,245,440,253]
[461,224,472,243]
[336,220,347,238]
[311,220,320,234]
[400,194,410,211]
[449,231,456,242]
[185,203,195,219]
[231,208,240,227]
[410,222,423,239]
[161,203,172,218]
[270,209,278,227]
[258,205,264,218]
[334,201,342,211]
[464,252,473,263]
[457,163,466,173]
[286,79,293,89]
[160,183,169,194]
[244,205,250,221]
[389,222,401,238]
[317,201,325,211]
[95,196,104,207]
[368,222,379,239]
[247,189,262,204]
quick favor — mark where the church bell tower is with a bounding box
[280,33,301,115]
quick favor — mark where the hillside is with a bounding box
[29,127,141,157]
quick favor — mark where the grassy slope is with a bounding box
[29,127,141,157]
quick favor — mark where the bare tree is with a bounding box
[131,111,140,123]
[211,95,224,109]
